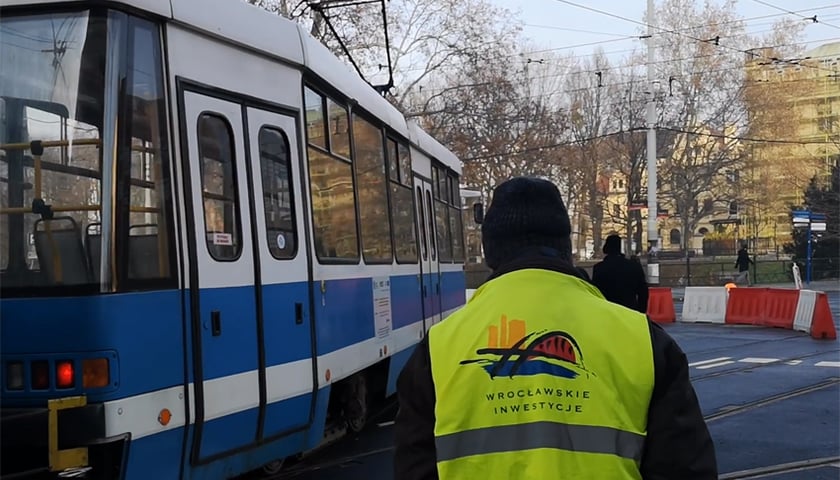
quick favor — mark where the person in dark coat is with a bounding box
[393,177,717,480]
[735,244,753,285]
[591,235,650,313]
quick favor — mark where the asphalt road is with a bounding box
[261,292,840,480]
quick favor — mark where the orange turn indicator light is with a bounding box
[158,408,172,426]
[82,358,109,389]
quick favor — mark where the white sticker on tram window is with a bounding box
[212,232,233,246]
[276,233,286,250]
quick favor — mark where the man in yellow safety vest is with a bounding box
[394,176,717,479]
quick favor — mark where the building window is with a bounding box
[197,114,241,261]
[669,228,681,246]
[258,127,296,259]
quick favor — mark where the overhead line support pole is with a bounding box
[646,0,660,284]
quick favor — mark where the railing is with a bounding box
[464,257,840,289]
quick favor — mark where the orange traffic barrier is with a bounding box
[763,289,800,329]
[647,287,676,323]
[725,287,769,326]
[812,292,838,340]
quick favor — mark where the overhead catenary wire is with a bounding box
[458,126,837,164]
[409,29,840,98]
[750,0,840,31]
[523,6,840,37]
[394,15,840,79]
[551,0,839,75]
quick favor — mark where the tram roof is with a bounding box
[3,0,461,174]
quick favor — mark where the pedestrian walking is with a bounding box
[591,235,649,313]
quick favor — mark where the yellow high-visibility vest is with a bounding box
[429,268,655,479]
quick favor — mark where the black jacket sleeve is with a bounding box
[394,336,438,480]
[641,321,718,480]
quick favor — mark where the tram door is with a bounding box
[181,90,315,462]
[414,177,442,329]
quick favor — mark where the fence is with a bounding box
[464,257,840,289]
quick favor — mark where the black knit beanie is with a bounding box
[481,177,572,270]
[603,234,622,255]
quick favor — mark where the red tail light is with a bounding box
[31,361,49,390]
[56,360,75,389]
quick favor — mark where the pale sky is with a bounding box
[490,0,840,62]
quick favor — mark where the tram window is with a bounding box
[258,126,296,259]
[387,139,399,182]
[308,147,359,261]
[122,16,174,282]
[391,183,417,264]
[416,186,428,261]
[388,140,417,264]
[0,11,177,294]
[437,167,449,204]
[327,98,350,160]
[353,115,391,264]
[0,104,101,274]
[398,143,411,186]
[449,176,464,263]
[434,197,452,262]
[425,190,436,261]
[197,114,242,261]
[304,87,325,149]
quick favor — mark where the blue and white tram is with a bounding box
[0,0,467,478]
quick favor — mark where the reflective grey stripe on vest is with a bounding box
[435,421,645,463]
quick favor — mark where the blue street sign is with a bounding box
[789,209,826,286]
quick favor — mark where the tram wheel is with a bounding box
[261,459,284,475]
[344,374,368,433]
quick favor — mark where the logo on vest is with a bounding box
[460,315,595,380]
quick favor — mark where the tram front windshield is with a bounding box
[0,9,175,297]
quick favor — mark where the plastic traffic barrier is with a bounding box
[794,290,838,340]
[647,287,676,323]
[724,287,769,326]
[762,289,801,329]
[681,287,727,323]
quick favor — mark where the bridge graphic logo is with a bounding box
[459,315,594,380]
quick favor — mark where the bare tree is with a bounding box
[652,0,806,252]
[559,49,619,255]
[419,48,566,201]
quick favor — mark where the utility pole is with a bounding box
[646,0,660,284]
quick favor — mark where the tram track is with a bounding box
[259,376,840,479]
[256,338,840,479]
[719,456,840,479]
[257,397,399,480]
[691,348,840,382]
[680,331,808,358]
[702,377,840,423]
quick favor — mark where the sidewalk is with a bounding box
[666,279,840,301]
